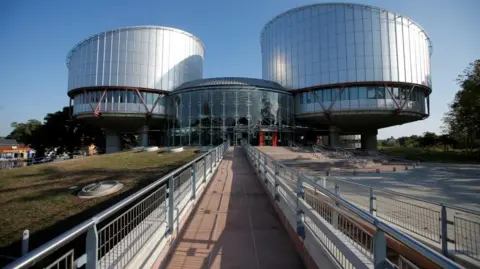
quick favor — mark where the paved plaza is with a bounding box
[257,146,480,210]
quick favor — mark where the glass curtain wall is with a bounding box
[72,89,166,115]
[167,87,294,146]
[295,85,426,114]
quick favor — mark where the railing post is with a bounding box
[263,154,268,184]
[334,183,340,200]
[332,183,340,228]
[191,163,196,199]
[210,152,214,170]
[296,175,305,239]
[441,205,448,257]
[274,163,280,201]
[168,175,174,234]
[86,224,98,269]
[203,158,207,183]
[21,230,29,256]
[369,188,375,216]
[373,228,387,269]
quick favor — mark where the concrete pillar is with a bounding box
[138,125,149,147]
[329,126,340,147]
[106,130,121,153]
[361,130,378,151]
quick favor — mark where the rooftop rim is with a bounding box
[260,2,433,54]
[66,25,205,68]
[172,77,288,92]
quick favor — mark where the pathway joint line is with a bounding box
[239,149,261,269]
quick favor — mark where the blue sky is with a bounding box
[0,0,478,139]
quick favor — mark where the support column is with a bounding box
[272,132,278,147]
[329,126,340,147]
[361,130,378,151]
[106,130,121,153]
[259,131,265,146]
[138,125,149,147]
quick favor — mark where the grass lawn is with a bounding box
[0,148,199,257]
[379,147,480,163]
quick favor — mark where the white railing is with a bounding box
[242,141,463,269]
[5,141,230,269]
[288,140,300,148]
[321,177,480,264]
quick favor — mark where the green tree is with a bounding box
[443,60,480,150]
[419,132,438,149]
[7,107,105,157]
[6,120,42,144]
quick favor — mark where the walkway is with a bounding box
[162,147,304,269]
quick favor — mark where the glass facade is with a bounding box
[67,26,204,92]
[261,3,432,89]
[167,81,294,146]
[295,85,426,114]
[72,89,166,115]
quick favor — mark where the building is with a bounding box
[261,3,432,150]
[67,26,204,153]
[0,139,35,159]
[67,3,432,151]
[167,77,294,146]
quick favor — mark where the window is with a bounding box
[375,87,385,99]
[359,87,367,99]
[324,89,332,101]
[113,91,120,103]
[129,91,137,103]
[314,90,323,102]
[340,88,349,100]
[331,88,339,101]
[349,87,359,100]
[306,92,312,104]
[392,87,400,99]
[367,87,376,99]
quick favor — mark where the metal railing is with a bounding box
[5,141,230,269]
[243,141,463,269]
[288,140,300,148]
[320,177,480,263]
[312,144,354,159]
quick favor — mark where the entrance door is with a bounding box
[264,132,273,146]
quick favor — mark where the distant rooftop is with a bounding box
[0,139,19,146]
[174,77,287,92]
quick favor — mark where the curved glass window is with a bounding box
[72,89,166,115]
[294,85,427,114]
[167,87,294,146]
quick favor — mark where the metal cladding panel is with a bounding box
[261,3,432,89]
[67,26,204,92]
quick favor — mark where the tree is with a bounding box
[438,134,456,152]
[419,132,438,149]
[6,120,42,144]
[443,60,480,150]
[7,107,105,157]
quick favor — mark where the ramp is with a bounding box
[161,147,304,269]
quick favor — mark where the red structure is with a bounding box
[259,132,265,146]
[272,132,278,146]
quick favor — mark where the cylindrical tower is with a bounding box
[67,26,204,152]
[261,3,432,150]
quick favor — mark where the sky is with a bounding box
[0,0,478,139]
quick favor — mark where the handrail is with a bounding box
[4,219,95,269]
[5,141,229,269]
[326,176,480,216]
[95,147,219,222]
[243,143,463,269]
[299,176,461,269]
